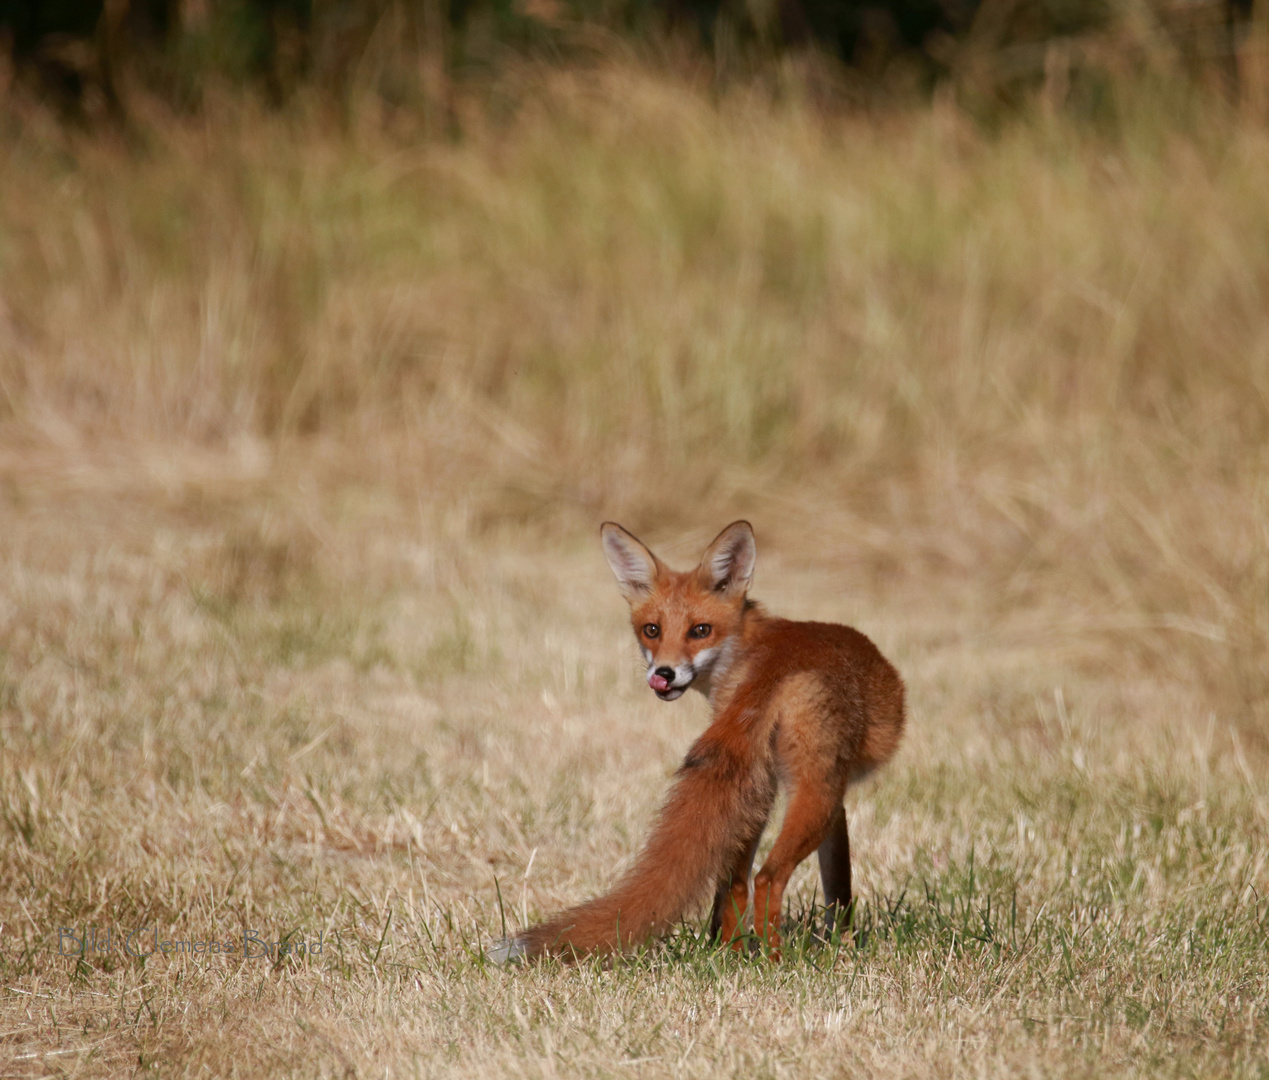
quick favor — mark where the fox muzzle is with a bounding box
[648,664,692,700]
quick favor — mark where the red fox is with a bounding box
[490,521,905,962]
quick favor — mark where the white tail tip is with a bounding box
[487,936,527,965]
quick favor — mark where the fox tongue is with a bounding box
[648,672,672,692]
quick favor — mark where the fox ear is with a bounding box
[699,521,756,596]
[600,523,661,602]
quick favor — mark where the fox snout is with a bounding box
[647,662,694,700]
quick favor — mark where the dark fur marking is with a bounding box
[678,743,716,773]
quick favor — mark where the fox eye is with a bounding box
[688,623,712,639]
[642,623,660,639]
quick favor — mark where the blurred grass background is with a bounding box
[2,14,1267,729]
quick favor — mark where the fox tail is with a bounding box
[492,730,772,961]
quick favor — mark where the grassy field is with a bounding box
[1,58,1268,1077]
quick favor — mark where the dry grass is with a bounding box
[1,58,1267,1077]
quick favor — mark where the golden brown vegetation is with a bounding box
[1,57,1267,1077]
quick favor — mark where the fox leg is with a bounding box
[751,786,842,959]
[816,803,853,935]
[709,823,766,947]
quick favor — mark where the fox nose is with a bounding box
[655,667,676,685]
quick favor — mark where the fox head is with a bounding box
[600,521,756,701]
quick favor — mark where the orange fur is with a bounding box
[507,521,905,961]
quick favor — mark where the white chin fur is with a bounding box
[655,687,686,701]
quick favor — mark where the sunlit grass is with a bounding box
[0,57,1267,1077]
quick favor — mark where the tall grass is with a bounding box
[2,62,1266,722]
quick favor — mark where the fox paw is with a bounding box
[486,936,528,965]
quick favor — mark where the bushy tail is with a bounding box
[506,727,773,960]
